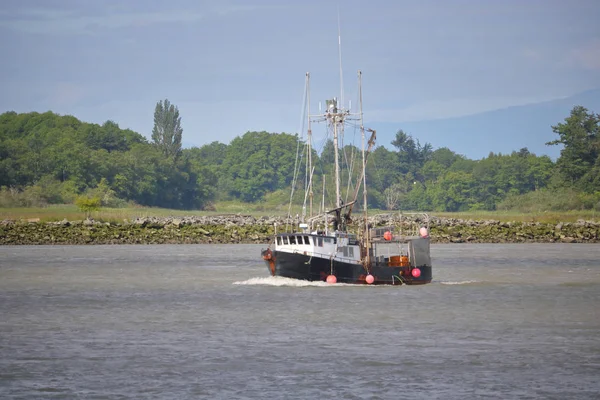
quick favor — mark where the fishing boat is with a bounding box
[261,57,432,285]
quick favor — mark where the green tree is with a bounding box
[383,183,404,210]
[527,154,554,191]
[221,131,300,202]
[175,153,218,209]
[429,171,476,211]
[75,195,101,218]
[189,141,227,176]
[365,146,401,206]
[152,99,183,160]
[83,121,124,152]
[182,143,226,200]
[546,106,600,191]
[430,147,461,168]
[391,129,432,179]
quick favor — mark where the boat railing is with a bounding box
[369,212,430,241]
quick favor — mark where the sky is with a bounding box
[1,0,599,154]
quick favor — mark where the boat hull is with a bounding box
[262,249,432,285]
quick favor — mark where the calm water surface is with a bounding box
[1,244,599,399]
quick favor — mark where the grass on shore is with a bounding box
[433,210,598,224]
[0,203,597,224]
[0,205,215,223]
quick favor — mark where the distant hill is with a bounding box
[367,89,600,160]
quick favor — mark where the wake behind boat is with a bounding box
[261,67,433,285]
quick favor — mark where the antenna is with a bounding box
[337,8,344,109]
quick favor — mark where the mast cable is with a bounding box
[287,76,309,229]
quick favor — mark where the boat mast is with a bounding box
[325,97,347,231]
[358,70,370,268]
[333,112,341,209]
[359,71,367,213]
[333,11,344,211]
[338,9,344,112]
[322,175,327,234]
[306,72,313,217]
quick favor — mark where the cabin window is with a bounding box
[317,237,323,247]
[297,236,304,244]
[289,236,296,244]
[277,236,282,246]
[283,236,289,245]
[324,237,335,244]
[339,246,354,257]
[304,235,310,245]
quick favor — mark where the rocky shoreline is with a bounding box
[1,214,599,245]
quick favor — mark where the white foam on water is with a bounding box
[439,280,478,285]
[233,276,348,287]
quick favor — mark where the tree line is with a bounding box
[0,101,598,212]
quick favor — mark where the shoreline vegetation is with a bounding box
[1,213,599,245]
[2,107,600,220]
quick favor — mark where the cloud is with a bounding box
[368,95,566,123]
[571,39,600,70]
[521,48,543,62]
[0,8,205,35]
[50,82,87,106]
[0,2,272,35]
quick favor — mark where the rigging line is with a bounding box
[345,119,360,204]
[314,128,332,208]
[303,124,326,209]
[287,76,309,225]
[338,123,351,205]
[370,147,388,203]
[303,130,310,219]
[315,132,329,156]
[341,132,353,205]
[305,139,308,199]
[338,121,349,199]
[340,121,360,205]
[302,165,315,213]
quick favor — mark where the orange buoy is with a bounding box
[383,231,392,241]
[411,268,421,278]
[365,274,374,284]
[326,275,337,284]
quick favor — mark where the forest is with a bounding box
[0,101,599,213]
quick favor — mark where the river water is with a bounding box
[1,244,599,399]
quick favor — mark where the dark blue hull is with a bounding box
[263,250,432,285]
